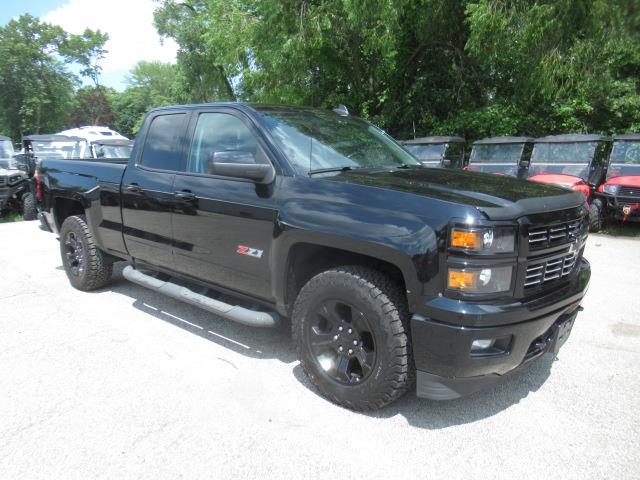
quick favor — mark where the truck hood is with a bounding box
[323,167,585,220]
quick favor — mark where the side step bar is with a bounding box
[122,265,279,328]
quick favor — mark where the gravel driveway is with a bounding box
[1,221,639,479]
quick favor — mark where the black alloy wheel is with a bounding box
[306,299,377,385]
[64,231,85,276]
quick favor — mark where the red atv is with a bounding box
[589,134,640,231]
[527,134,611,229]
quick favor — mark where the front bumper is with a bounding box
[411,258,590,400]
[602,195,640,221]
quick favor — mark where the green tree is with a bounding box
[153,0,640,141]
[0,14,108,140]
[110,61,187,137]
[69,86,115,127]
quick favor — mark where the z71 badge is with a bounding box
[236,245,264,258]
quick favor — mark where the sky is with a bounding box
[1,0,178,91]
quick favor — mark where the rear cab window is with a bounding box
[139,113,188,171]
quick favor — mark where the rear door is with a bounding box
[121,111,189,270]
[171,109,278,301]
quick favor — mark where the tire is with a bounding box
[589,199,604,233]
[59,215,113,291]
[292,266,413,411]
[22,192,37,221]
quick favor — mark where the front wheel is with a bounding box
[22,192,37,221]
[589,199,604,232]
[292,266,413,411]
[59,215,113,291]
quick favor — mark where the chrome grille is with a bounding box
[525,251,579,288]
[528,219,581,249]
[0,177,6,187]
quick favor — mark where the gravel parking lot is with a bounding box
[1,220,639,479]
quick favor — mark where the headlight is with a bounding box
[8,175,21,185]
[602,184,620,195]
[449,227,515,253]
[447,266,512,293]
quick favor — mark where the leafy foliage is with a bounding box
[153,0,640,140]
[0,15,108,140]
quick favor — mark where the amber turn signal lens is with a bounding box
[450,229,481,249]
[447,270,477,290]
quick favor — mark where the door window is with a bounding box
[187,112,268,174]
[140,113,186,171]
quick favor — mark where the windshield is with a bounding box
[0,139,14,158]
[470,143,524,163]
[94,144,132,159]
[0,158,19,170]
[30,139,88,159]
[608,140,640,179]
[528,142,597,180]
[257,109,419,173]
[405,144,446,163]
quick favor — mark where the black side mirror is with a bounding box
[207,150,275,183]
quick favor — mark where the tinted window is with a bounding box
[140,113,186,170]
[187,112,267,174]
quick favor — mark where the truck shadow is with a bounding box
[101,261,553,429]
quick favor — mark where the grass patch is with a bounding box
[0,212,22,223]
[600,221,640,238]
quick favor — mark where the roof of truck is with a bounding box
[401,136,465,145]
[613,133,640,141]
[534,134,611,143]
[473,136,534,145]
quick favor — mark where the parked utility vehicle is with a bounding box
[401,136,465,169]
[22,134,89,159]
[527,134,611,201]
[589,134,640,230]
[0,136,37,219]
[91,138,134,160]
[35,103,591,411]
[467,136,534,178]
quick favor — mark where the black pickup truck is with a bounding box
[36,103,591,410]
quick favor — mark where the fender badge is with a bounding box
[237,245,263,258]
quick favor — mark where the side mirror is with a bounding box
[206,150,275,183]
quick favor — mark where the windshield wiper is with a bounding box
[309,166,358,175]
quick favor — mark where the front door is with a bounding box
[171,110,278,301]
[121,112,189,270]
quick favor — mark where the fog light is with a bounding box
[471,339,496,352]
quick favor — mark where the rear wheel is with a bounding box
[59,215,113,291]
[22,192,37,221]
[292,266,413,411]
[589,199,604,232]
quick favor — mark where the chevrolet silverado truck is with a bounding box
[36,103,591,411]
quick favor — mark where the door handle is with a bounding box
[125,184,142,193]
[174,191,196,201]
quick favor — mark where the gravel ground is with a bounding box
[1,221,639,480]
